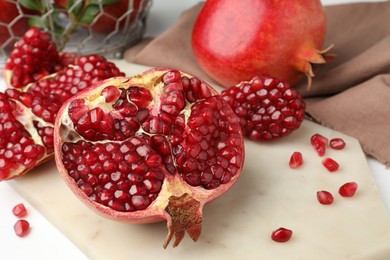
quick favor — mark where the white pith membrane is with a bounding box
[54,71,244,248]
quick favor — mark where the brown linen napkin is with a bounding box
[124,1,390,166]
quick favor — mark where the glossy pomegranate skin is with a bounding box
[54,68,245,248]
[192,0,327,87]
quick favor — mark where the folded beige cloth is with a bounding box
[124,1,390,166]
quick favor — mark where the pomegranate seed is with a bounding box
[310,133,328,156]
[311,133,328,145]
[12,203,27,218]
[14,219,30,237]
[312,139,326,156]
[317,190,334,205]
[330,138,346,150]
[271,227,293,242]
[289,151,303,169]
[322,158,339,172]
[339,182,358,197]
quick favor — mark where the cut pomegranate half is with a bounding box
[54,68,245,248]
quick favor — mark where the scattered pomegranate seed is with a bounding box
[339,182,358,197]
[12,203,27,218]
[330,138,346,150]
[289,151,303,169]
[311,133,328,145]
[317,190,334,205]
[14,219,30,237]
[312,140,326,156]
[322,158,339,172]
[310,133,328,156]
[271,227,293,242]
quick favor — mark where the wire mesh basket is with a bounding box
[0,0,152,66]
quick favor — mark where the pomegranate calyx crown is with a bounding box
[296,43,335,89]
[163,193,202,248]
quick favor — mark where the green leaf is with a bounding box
[79,4,101,24]
[18,0,40,11]
[101,0,120,6]
[28,16,45,28]
[88,0,119,6]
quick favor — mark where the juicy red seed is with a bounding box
[101,85,121,103]
[317,190,334,205]
[322,158,339,172]
[330,138,346,150]
[14,220,30,237]
[311,133,329,145]
[162,70,181,84]
[289,151,303,169]
[12,203,27,218]
[271,227,293,242]
[339,182,358,197]
[312,140,326,156]
[60,70,244,213]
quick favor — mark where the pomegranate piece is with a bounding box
[339,182,358,197]
[54,68,245,248]
[0,52,124,181]
[271,227,293,242]
[330,138,346,150]
[317,190,334,205]
[3,27,61,89]
[221,75,306,140]
[322,158,339,172]
[192,0,333,88]
[14,219,30,237]
[12,203,27,218]
[289,151,303,169]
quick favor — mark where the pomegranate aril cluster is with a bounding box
[221,75,306,140]
[4,27,60,88]
[61,69,244,213]
[62,138,165,211]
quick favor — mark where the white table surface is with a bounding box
[0,0,389,259]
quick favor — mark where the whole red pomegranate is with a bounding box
[54,68,245,247]
[192,0,333,88]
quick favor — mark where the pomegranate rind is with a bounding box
[54,69,245,247]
